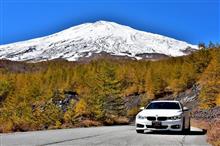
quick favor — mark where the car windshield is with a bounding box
[146,102,180,109]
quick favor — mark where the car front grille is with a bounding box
[157,117,167,121]
[146,116,167,121]
[147,116,156,121]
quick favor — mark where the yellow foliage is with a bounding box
[127,107,139,117]
[74,99,87,116]
[0,47,219,131]
[216,94,220,106]
[0,120,13,133]
[54,120,62,129]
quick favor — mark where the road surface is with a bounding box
[0,126,210,146]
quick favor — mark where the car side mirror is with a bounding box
[140,107,145,110]
[183,107,189,111]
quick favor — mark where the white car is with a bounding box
[135,100,190,133]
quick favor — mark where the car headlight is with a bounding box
[168,115,182,120]
[137,115,145,120]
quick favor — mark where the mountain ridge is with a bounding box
[0,20,199,62]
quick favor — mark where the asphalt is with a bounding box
[0,126,211,146]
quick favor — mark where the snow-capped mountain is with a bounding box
[0,21,198,62]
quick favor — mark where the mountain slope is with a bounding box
[0,21,198,62]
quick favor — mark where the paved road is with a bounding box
[0,126,210,146]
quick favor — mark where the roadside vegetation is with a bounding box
[0,44,219,144]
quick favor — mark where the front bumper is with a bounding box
[135,119,183,131]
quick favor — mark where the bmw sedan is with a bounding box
[135,100,190,133]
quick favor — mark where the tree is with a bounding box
[199,51,220,108]
[198,42,206,49]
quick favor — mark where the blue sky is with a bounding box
[0,0,219,45]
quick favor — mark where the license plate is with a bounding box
[152,121,161,127]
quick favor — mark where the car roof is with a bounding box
[151,100,180,103]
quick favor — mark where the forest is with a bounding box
[0,45,219,132]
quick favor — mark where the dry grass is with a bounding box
[104,115,129,125]
[75,120,102,127]
[192,118,220,146]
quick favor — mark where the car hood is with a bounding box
[138,109,182,117]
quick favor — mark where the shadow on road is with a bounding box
[142,129,207,135]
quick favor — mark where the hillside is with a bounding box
[0,45,219,144]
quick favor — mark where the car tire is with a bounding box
[136,130,144,133]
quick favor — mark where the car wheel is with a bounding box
[136,130,144,133]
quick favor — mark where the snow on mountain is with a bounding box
[0,21,198,62]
